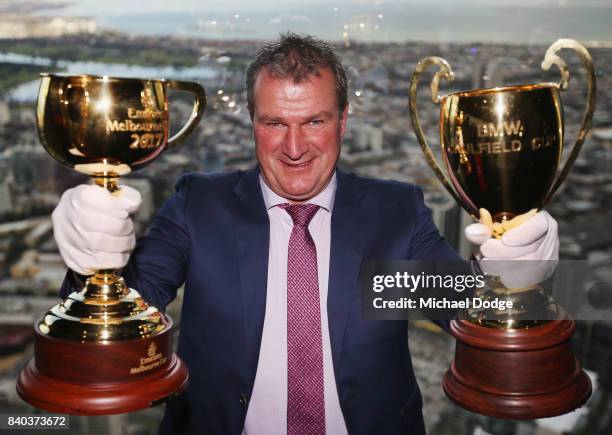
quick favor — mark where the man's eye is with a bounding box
[308,119,324,126]
[266,122,284,128]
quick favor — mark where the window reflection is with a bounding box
[0,1,610,434]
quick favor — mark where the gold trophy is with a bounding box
[17,74,206,414]
[409,39,596,418]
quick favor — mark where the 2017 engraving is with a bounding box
[129,133,164,149]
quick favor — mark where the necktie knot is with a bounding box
[280,203,320,227]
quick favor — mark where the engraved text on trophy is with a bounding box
[105,89,166,149]
[130,342,168,375]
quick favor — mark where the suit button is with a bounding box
[240,394,248,406]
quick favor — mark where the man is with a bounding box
[54,33,557,434]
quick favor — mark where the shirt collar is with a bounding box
[259,170,337,213]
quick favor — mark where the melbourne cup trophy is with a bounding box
[16,74,207,414]
[409,39,596,418]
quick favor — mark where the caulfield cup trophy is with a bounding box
[409,39,596,418]
[17,74,206,414]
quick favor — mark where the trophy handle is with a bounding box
[166,80,207,149]
[540,38,597,205]
[409,57,472,212]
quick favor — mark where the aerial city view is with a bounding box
[0,0,611,434]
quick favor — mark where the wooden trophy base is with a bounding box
[443,316,591,419]
[17,322,188,415]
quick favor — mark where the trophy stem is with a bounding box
[82,270,130,301]
[85,174,128,301]
[466,287,558,329]
[492,212,515,223]
[92,175,120,193]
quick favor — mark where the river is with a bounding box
[1,52,219,102]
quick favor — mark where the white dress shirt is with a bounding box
[242,173,348,435]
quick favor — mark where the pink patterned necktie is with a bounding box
[281,203,326,435]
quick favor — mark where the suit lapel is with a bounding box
[328,169,369,375]
[232,166,270,388]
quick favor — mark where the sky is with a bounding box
[27,0,612,44]
[50,0,612,14]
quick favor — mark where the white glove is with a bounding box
[52,184,142,276]
[465,210,559,289]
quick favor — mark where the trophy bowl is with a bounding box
[17,74,206,415]
[37,73,206,180]
[409,39,595,227]
[440,83,562,222]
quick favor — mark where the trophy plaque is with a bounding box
[17,74,207,415]
[409,39,596,418]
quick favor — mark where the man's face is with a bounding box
[252,67,348,202]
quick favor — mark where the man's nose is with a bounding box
[282,126,308,160]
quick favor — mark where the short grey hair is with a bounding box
[246,32,348,118]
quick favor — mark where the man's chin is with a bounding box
[279,183,320,202]
[282,192,316,203]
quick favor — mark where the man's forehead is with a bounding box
[254,65,334,86]
[252,68,337,104]
[251,66,340,119]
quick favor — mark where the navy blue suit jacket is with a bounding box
[62,166,464,434]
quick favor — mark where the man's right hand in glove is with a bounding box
[51,184,142,276]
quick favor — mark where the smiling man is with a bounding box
[248,48,347,203]
[54,33,558,435]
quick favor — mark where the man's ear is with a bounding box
[249,106,256,139]
[339,105,349,137]
[248,104,255,121]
